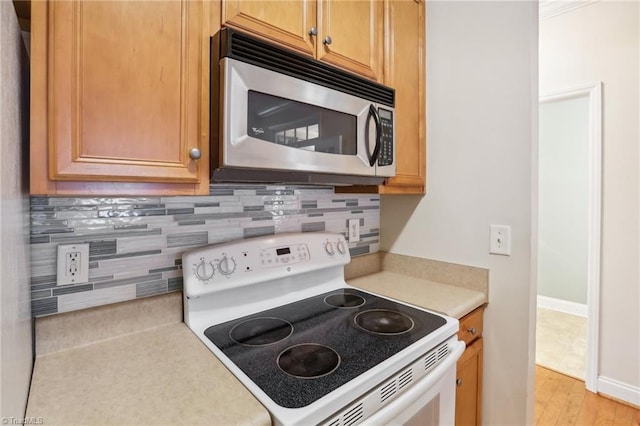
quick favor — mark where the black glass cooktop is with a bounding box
[204,288,446,408]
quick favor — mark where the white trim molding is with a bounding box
[537,295,587,318]
[597,376,640,407]
[539,0,599,21]
[539,81,602,394]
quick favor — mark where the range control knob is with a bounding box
[324,241,335,256]
[194,259,215,281]
[217,255,237,276]
[336,240,347,255]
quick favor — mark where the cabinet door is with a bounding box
[222,0,316,57]
[380,0,425,194]
[317,0,383,81]
[456,338,484,426]
[46,1,207,185]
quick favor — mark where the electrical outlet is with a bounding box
[348,219,360,242]
[489,225,511,256]
[57,243,90,286]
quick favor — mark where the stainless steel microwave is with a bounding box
[210,29,396,186]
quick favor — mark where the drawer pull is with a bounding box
[466,327,477,336]
[456,378,463,387]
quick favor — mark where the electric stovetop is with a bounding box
[204,288,447,408]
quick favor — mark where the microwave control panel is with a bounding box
[378,108,394,166]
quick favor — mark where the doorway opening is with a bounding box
[536,82,601,392]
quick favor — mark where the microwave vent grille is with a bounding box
[219,28,395,107]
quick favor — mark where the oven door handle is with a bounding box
[360,340,465,426]
[365,104,382,167]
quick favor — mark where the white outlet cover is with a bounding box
[57,243,90,286]
[489,225,511,256]
[348,219,360,242]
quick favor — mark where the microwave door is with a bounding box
[221,58,376,177]
[374,106,396,178]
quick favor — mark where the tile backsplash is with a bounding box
[30,185,380,317]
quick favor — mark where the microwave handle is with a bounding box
[365,104,382,167]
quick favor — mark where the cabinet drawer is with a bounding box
[458,307,484,346]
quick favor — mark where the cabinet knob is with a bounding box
[323,35,332,45]
[467,327,477,336]
[189,148,201,160]
[309,27,318,36]
[456,378,463,387]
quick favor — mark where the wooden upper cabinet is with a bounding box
[317,0,383,81]
[222,0,316,57]
[380,0,426,194]
[31,0,210,195]
[221,0,383,82]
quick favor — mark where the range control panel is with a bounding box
[183,233,350,298]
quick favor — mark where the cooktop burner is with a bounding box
[324,293,366,308]
[229,317,293,346]
[278,344,341,379]
[203,288,447,408]
[354,309,415,335]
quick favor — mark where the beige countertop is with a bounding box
[26,322,271,426]
[348,271,487,319]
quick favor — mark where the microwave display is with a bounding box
[247,91,357,155]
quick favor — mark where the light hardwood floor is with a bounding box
[535,365,640,425]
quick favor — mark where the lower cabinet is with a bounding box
[455,307,485,426]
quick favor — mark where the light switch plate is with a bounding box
[489,225,511,256]
[57,243,90,285]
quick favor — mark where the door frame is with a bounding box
[538,81,602,392]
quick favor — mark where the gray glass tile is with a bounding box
[178,220,206,226]
[89,240,117,256]
[30,197,50,206]
[90,249,162,261]
[31,275,57,286]
[301,222,325,233]
[31,289,52,300]
[168,277,183,292]
[209,188,234,196]
[251,216,275,221]
[89,261,99,269]
[346,201,359,207]
[302,202,318,209]
[114,224,148,230]
[194,202,221,208]
[98,209,166,218]
[136,280,168,298]
[360,232,380,238]
[167,232,208,248]
[52,283,94,296]
[349,246,370,256]
[32,297,58,316]
[30,212,56,219]
[244,226,275,239]
[168,208,195,215]
[32,228,75,235]
[243,206,265,212]
[255,189,294,195]
[308,213,324,217]
[30,235,50,244]
[149,266,179,274]
[175,259,182,266]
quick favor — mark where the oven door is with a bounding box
[363,340,465,426]
[219,58,383,177]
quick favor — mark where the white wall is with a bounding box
[0,1,33,418]
[381,1,537,425]
[538,96,589,305]
[540,0,640,403]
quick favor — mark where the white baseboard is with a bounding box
[598,376,640,407]
[537,295,587,318]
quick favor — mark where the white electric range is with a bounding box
[183,232,464,425]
